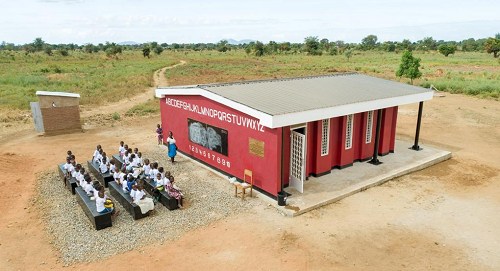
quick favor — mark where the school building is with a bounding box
[156,73,433,200]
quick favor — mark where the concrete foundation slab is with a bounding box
[259,140,451,217]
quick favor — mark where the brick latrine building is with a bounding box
[156,73,433,199]
[31,91,82,135]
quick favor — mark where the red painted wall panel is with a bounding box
[160,95,281,196]
[379,107,394,155]
[389,106,398,151]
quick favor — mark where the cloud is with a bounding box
[38,0,86,3]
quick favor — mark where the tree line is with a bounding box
[1,33,500,59]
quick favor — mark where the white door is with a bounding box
[290,130,306,193]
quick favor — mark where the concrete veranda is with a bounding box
[259,140,452,216]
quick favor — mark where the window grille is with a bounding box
[366,111,374,143]
[321,119,330,156]
[345,114,354,149]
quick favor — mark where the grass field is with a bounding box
[165,50,500,99]
[1,49,498,120]
[0,50,178,113]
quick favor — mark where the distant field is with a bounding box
[1,49,499,120]
[0,50,178,113]
[165,50,500,100]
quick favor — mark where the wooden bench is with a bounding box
[112,154,124,170]
[75,187,112,230]
[142,178,180,210]
[108,181,149,220]
[57,163,77,195]
[87,160,113,188]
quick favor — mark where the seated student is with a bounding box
[95,149,104,165]
[149,162,158,180]
[93,182,101,199]
[66,160,76,179]
[131,184,154,214]
[119,141,125,155]
[63,157,72,171]
[121,172,130,193]
[122,144,129,156]
[163,171,172,186]
[92,145,102,163]
[126,154,137,171]
[113,167,123,184]
[77,167,86,187]
[152,172,165,203]
[130,184,138,200]
[96,191,119,218]
[166,176,183,209]
[67,150,72,160]
[99,152,110,174]
[142,159,151,177]
[73,164,81,179]
[134,152,143,167]
[109,160,116,174]
[133,148,139,156]
[122,151,130,168]
[157,167,165,179]
[84,177,94,197]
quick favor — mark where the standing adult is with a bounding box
[166,131,177,163]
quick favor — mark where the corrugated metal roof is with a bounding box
[198,73,431,116]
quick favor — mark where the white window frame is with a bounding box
[366,111,374,143]
[345,114,354,150]
[321,119,330,156]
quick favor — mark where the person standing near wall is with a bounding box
[156,124,163,145]
[167,131,177,164]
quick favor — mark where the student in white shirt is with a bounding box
[109,160,116,174]
[96,191,118,217]
[134,152,143,167]
[84,178,94,196]
[121,144,128,156]
[118,141,125,154]
[152,172,164,203]
[130,184,137,199]
[142,159,151,177]
[63,157,72,171]
[113,167,122,184]
[77,168,85,186]
[92,145,101,162]
[99,153,110,174]
[131,184,154,214]
[149,162,158,180]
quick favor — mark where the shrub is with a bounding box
[59,48,69,56]
[112,112,120,120]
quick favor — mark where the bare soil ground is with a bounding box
[0,87,499,270]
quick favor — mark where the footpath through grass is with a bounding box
[0,50,178,112]
[165,50,500,100]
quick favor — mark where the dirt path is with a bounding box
[1,92,499,270]
[80,60,186,118]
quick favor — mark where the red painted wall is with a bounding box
[160,95,281,196]
[379,106,398,155]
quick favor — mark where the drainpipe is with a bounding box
[369,109,383,165]
[410,101,424,151]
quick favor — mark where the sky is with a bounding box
[0,0,499,45]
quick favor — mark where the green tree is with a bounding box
[329,47,338,55]
[344,49,353,62]
[320,38,329,51]
[142,46,151,58]
[461,38,477,52]
[244,46,251,55]
[59,48,69,56]
[253,41,265,56]
[438,44,456,57]
[396,50,422,84]
[43,45,52,56]
[361,34,378,50]
[304,36,322,55]
[23,45,35,55]
[154,45,163,55]
[84,43,94,53]
[484,37,500,58]
[217,40,229,52]
[382,41,396,52]
[33,37,44,51]
[418,37,437,51]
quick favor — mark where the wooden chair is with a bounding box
[234,169,253,201]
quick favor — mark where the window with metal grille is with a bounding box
[366,111,374,143]
[345,114,354,149]
[321,119,330,156]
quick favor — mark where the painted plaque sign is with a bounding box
[249,137,265,158]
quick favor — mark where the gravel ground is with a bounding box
[34,145,256,265]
